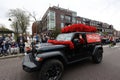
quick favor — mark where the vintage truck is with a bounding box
[22,31,103,80]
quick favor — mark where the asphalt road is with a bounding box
[0,43,120,80]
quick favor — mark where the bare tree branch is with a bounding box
[8,8,30,34]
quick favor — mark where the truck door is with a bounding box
[73,33,88,59]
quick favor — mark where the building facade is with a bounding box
[32,6,114,36]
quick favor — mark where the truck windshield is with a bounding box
[56,33,73,41]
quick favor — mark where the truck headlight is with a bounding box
[35,57,43,61]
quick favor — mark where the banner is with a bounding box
[86,34,101,43]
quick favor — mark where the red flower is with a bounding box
[61,23,97,33]
[48,40,74,49]
[61,28,65,33]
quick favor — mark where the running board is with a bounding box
[67,57,90,64]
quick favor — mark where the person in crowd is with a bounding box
[0,43,2,56]
[5,34,13,43]
[1,41,9,56]
[31,39,37,53]
[28,35,33,44]
[33,33,40,43]
[5,34,13,54]
[109,36,116,47]
[18,40,25,53]
[10,40,19,54]
[0,35,3,56]
[17,34,24,44]
[25,40,31,55]
[0,36,3,56]
[41,34,48,43]
[36,34,40,42]
[23,33,27,43]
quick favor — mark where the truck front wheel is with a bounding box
[39,59,64,80]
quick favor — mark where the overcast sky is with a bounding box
[0,0,120,34]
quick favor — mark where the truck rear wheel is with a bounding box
[39,59,64,80]
[92,49,103,64]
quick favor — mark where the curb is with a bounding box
[0,54,24,60]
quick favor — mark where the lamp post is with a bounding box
[8,18,18,40]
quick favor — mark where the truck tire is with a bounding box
[39,59,64,80]
[92,49,103,64]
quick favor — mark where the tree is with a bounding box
[8,8,30,34]
[29,11,37,21]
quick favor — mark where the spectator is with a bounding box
[28,35,33,44]
[0,35,3,56]
[31,39,37,52]
[1,41,9,56]
[23,33,27,42]
[41,34,48,43]
[18,40,25,53]
[10,40,19,54]
[25,40,31,54]
[33,33,39,42]
[5,34,13,54]
[17,34,24,44]
[109,36,116,47]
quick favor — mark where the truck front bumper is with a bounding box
[22,54,40,72]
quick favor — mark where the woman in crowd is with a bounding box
[10,40,19,54]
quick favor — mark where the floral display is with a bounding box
[61,23,97,33]
[48,40,74,49]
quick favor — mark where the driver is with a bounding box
[79,34,85,44]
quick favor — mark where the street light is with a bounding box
[8,18,18,40]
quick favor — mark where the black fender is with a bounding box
[36,51,68,65]
[92,45,103,55]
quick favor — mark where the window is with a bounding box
[72,12,77,17]
[47,11,56,30]
[65,16,71,22]
[56,33,73,41]
[72,17,76,23]
[49,11,55,21]
[60,15,64,20]
[77,20,81,23]
[61,23,64,28]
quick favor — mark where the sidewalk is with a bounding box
[0,54,24,60]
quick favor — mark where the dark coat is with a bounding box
[18,42,25,48]
[1,42,9,50]
[17,36,24,43]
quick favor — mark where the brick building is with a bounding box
[32,6,114,36]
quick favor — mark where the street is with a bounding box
[0,43,120,80]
